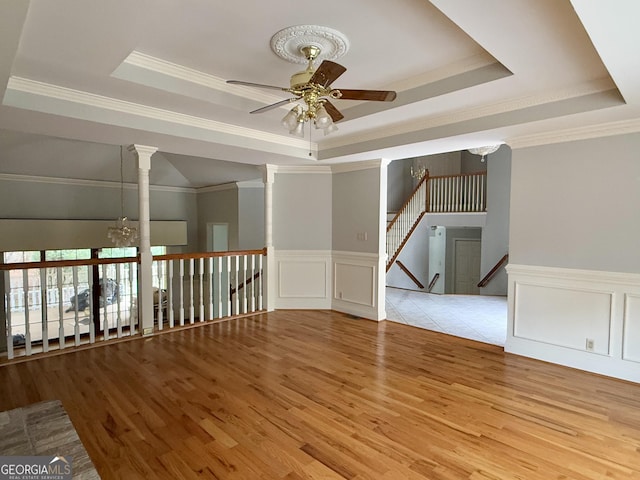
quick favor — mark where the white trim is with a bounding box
[330,159,387,174]
[196,183,238,194]
[332,251,383,321]
[506,263,640,383]
[6,76,308,149]
[120,51,283,105]
[506,264,640,287]
[386,53,499,92]
[274,165,332,175]
[321,77,615,150]
[236,180,264,189]
[507,118,640,149]
[0,172,195,193]
[273,250,332,310]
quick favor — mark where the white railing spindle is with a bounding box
[22,270,31,356]
[199,258,205,322]
[57,267,64,349]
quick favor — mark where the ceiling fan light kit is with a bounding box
[226,25,397,139]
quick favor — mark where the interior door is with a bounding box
[453,239,481,294]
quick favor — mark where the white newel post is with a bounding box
[129,144,158,335]
[263,165,276,312]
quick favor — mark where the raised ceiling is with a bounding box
[0,0,638,187]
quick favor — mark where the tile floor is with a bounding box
[385,287,508,346]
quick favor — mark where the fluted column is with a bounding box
[263,165,276,311]
[128,144,157,334]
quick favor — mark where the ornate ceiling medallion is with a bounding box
[270,25,350,64]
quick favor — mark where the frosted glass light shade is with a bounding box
[314,105,333,129]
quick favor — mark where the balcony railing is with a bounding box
[1,249,266,360]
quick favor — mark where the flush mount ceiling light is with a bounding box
[468,145,501,162]
[226,25,397,138]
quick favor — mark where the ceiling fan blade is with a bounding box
[323,101,344,122]
[250,98,297,114]
[336,89,397,102]
[227,80,289,92]
[309,60,347,87]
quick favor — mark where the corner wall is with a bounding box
[507,133,640,383]
[269,162,386,320]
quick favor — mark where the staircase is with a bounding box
[386,173,429,271]
[386,170,487,272]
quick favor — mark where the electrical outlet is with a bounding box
[586,338,594,351]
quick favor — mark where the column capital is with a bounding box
[127,144,157,170]
[261,164,277,184]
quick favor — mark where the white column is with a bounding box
[128,144,157,335]
[262,165,276,312]
[377,159,391,321]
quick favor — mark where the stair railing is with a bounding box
[477,254,509,288]
[427,273,440,293]
[386,172,429,271]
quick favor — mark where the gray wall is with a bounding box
[510,133,640,273]
[332,168,381,254]
[387,152,465,214]
[238,185,264,250]
[0,178,198,251]
[196,187,239,251]
[273,172,332,250]
[461,150,487,174]
[480,144,511,295]
[387,160,413,213]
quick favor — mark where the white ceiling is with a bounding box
[0,0,638,187]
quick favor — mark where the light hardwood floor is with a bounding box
[1,310,640,479]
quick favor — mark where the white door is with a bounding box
[453,239,481,294]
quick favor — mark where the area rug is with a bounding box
[0,399,100,479]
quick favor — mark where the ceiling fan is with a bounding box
[227,45,397,137]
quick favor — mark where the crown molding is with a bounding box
[196,182,238,193]
[273,165,332,175]
[121,51,284,105]
[508,118,640,149]
[5,76,309,149]
[236,180,264,189]
[387,53,498,92]
[0,172,196,193]
[322,77,617,150]
[196,180,264,194]
[330,159,387,173]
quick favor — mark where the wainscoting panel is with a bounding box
[506,264,640,383]
[332,251,384,320]
[274,250,332,309]
[513,283,612,354]
[623,294,640,363]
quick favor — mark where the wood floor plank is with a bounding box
[1,310,640,479]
